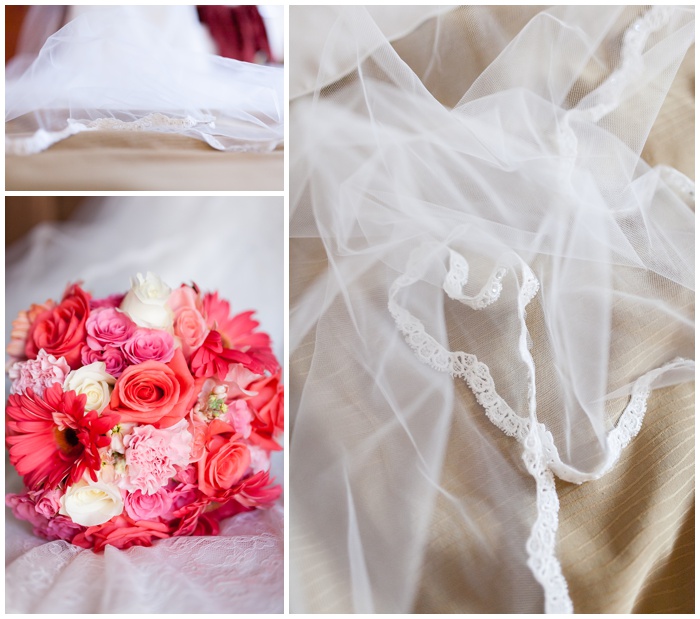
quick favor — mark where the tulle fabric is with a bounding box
[289,6,694,613]
[5,6,283,155]
[5,198,283,613]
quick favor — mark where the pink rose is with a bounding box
[8,349,71,396]
[162,480,199,520]
[123,328,175,365]
[6,492,46,529]
[33,488,62,518]
[85,308,136,350]
[6,491,84,542]
[169,286,209,360]
[197,420,250,499]
[124,488,173,520]
[81,345,127,378]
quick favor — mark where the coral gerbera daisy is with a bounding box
[6,382,119,490]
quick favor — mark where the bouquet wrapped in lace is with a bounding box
[5,273,283,551]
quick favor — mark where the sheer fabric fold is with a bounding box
[289,6,694,613]
[5,6,283,155]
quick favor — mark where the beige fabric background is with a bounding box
[290,7,694,614]
[5,131,283,191]
[414,35,695,615]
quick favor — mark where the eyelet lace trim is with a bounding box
[388,245,694,613]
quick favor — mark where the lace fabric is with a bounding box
[6,487,283,614]
[289,5,694,613]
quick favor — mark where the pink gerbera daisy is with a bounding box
[202,293,280,374]
[6,383,119,490]
[190,330,267,380]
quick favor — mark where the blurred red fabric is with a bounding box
[197,5,271,63]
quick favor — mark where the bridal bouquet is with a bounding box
[5,273,283,551]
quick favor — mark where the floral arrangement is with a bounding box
[5,273,283,551]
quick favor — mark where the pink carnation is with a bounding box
[124,488,173,521]
[123,420,193,495]
[81,345,127,378]
[8,349,71,397]
[123,328,175,365]
[85,307,137,351]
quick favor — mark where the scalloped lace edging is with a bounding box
[388,244,694,613]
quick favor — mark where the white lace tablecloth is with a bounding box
[6,465,283,613]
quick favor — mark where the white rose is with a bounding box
[59,479,124,526]
[119,272,174,330]
[64,362,116,413]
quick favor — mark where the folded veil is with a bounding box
[289,6,694,613]
[5,6,283,155]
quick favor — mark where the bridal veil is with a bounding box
[5,6,283,155]
[289,6,694,613]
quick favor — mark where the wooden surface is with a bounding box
[5,197,85,247]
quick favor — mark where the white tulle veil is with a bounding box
[289,6,694,613]
[5,6,283,155]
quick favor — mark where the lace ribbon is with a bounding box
[388,244,693,613]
